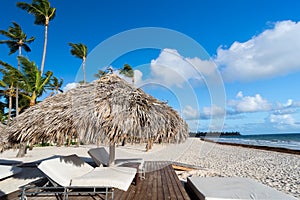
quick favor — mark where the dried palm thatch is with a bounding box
[0,123,9,152]
[2,74,188,150]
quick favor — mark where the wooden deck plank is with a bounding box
[160,164,171,199]
[151,163,158,200]
[164,164,178,200]
[1,161,191,200]
[156,162,164,200]
[170,170,190,200]
[166,164,183,200]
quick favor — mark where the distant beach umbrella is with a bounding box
[1,74,189,164]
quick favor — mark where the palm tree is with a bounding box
[0,58,53,157]
[69,43,88,84]
[18,56,53,106]
[0,61,26,157]
[94,69,107,79]
[0,101,6,123]
[0,61,22,125]
[119,64,134,84]
[48,76,63,97]
[17,0,56,75]
[0,22,35,117]
[18,56,53,154]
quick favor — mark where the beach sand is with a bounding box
[0,138,299,198]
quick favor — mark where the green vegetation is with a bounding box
[190,131,241,137]
[119,64,134,83]
[0,21,35,117]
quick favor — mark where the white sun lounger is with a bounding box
[21,154,136,200]
[88,147,144,167]
[88,147,145,179]
[0,165,22,180]
[187,177,298,200]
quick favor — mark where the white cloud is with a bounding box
[150,48,217,87]
[182,104,226,120]
[63,82,79,91]
[228,91,272,113]
[216,20,300,81]
[269,114,295,126]
[283,99,293,107]
[276,99,300,109]
[202,105,226,118]
[183,105,200,119]
[134,70,143,86]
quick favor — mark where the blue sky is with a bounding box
[1,0,300,134]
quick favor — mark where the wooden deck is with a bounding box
[0,161,192,200]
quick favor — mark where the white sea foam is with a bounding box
[207,134,300,151]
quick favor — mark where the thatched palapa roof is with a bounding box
[3,74,188,148]
[0,123,6,136]
[0,123,8,151]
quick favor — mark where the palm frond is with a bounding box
[0,22,34,54]
[17,0,56,25]
[22,44,31,53]
[26,36,35,43]
[8,43,19,55]
[0,30,16,40]
[69,42,87,59]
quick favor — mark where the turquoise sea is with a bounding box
[207,133,300,151]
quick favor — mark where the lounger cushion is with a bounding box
[88,147,144,170]
[38,154,94,187]
[71,167,137,191]
[0,165,22,180]
[187,177,297,200]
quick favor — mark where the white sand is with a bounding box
[0,138,299,198]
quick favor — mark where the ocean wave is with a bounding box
[207,136,300,151]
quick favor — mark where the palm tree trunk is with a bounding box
[108,143,115,166]
[40,24,48,76]
[26,92,37,152]
[82,58,86,84]
[16,143,27,158]
[7,88,13,126]
[16,46,21,117]
[30,91,37,106]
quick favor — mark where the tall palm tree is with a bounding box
[0,22,35,117]
[0,61,22,125]
[18,56,53,106]
[69,43,88,84]
[0,58,53,156]
[48,76,63,97]
[18,56,53,153]
[0,61,25,157]
[17,0,56,75]
[119,64,134,84]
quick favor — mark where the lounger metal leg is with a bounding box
[140,168,146,180]
[20,187,26,200]
[63,188,68,200]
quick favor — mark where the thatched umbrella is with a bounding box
[2,74,189,164]
[0,123,8,152]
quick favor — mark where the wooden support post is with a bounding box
[109,143,115,166]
